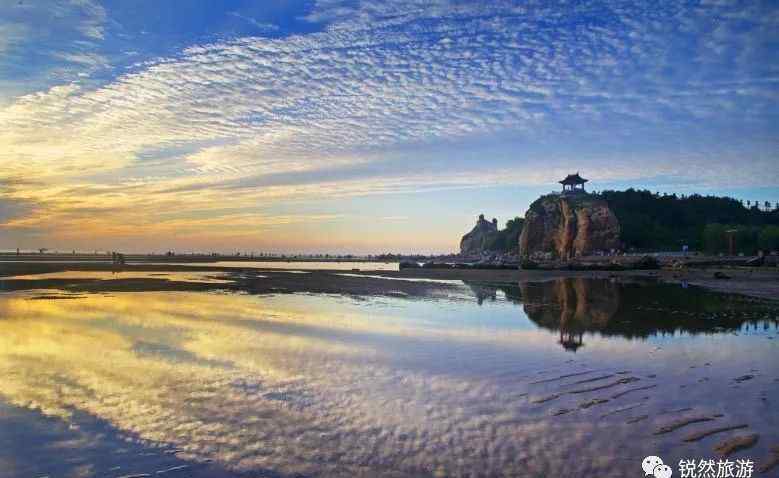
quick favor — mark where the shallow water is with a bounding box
[2,270,235,283]
[0,278,777,477]
[143,260,399,271]
[334,272,462,284]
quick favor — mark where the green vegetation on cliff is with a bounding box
[597,189,779,253]
[461,216,524,256]
[484,217,524,254]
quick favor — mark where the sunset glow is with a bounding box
[1,0,777,253]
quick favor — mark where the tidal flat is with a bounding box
[0,267,778,477]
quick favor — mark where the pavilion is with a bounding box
[559,173,588,194]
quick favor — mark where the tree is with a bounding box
[758,226,779,252]
[482,217,524,254]
[702,224,728,253]
[598,189,779,251]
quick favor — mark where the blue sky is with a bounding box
[0,0,777,253]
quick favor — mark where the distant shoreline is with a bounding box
[1,259,777,302]
[0,253,400,264]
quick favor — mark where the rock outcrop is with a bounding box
[518,194,620,260]
[460,214,498,256]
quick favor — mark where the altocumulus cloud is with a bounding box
[0,0,108,99]
[0,0,777,249]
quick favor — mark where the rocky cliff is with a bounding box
[460,214,498,256]
[518,194,620,260]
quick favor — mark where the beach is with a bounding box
[2,258,778,301]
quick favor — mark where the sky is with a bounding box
[0,0,777,254]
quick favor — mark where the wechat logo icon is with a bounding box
[643,456,672,478]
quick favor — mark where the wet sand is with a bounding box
[1,261,778,301]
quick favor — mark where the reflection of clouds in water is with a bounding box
[0,291,775,477]
[0,291,623,476]
[3,270,235,283]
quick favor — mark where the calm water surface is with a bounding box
[144,260,399,271]
[0,278,777,477]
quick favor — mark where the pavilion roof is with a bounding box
[559,173,588,185]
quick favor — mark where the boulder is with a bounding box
[519,194,621,260]
[460,214,499,256]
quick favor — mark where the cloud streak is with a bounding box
[0,0,777,251]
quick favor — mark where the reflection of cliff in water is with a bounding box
[521,278,620,351]
[519,279,618,352]
[466,278,778,350]
[467,281,523,305]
